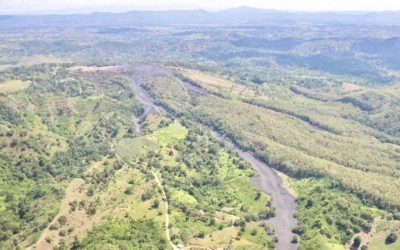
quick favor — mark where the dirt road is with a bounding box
[152,171,179,250]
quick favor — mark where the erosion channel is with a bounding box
[130,64,299,250]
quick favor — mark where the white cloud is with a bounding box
[1,0,400,14]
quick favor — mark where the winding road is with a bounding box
[128,64,298,250]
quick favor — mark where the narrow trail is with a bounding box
[27,179,86,250]
[128,64,298,250]
[152,171,179,250]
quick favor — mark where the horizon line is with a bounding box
[1,6,400,16]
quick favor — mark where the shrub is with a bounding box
[57,216,67,226]
[45,236,52,243]
[86,207,96,216]
[59,229,67,237]
[124,186,134,195]
[49,223,59,230]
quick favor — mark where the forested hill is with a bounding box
[1,7,400,28]
[2,5,400,250]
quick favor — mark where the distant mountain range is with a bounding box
[1,7,400,29]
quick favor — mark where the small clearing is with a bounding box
[342,82,361,93]
[0,80,30,93]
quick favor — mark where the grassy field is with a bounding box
[368,218,400,250]
[178,68,258,99]
[151,120,188,145]
[116,121,187,161]
[116,136,158,161]
[0,80,30,93]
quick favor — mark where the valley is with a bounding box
[1,7,400,250]
[130,64,298,249]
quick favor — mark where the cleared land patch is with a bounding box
[68,65,118,72]
[368,218,400,250]
[179,68,258,98]
[0,80,30,93]
[18,55,64,66]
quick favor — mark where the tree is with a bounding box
[152,200,160,209]
[197,231,205,238]
[353,236,362,248]
[5,193,14,202]
[71,236,82,249]
[86,186,95,197]
[386,232,398,244]
[17,199,30,219]
[255,191,261,200]
[141,191,152,201]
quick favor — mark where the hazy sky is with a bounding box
[1,0,400,14]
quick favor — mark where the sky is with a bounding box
[1,0,400,14]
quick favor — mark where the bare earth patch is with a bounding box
[68,65,118,72]
[0,64,13,71]
[342,82,361,93]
